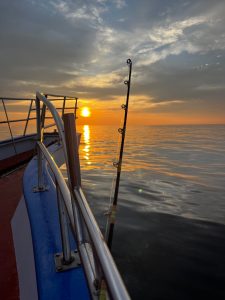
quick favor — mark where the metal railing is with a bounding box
[35,92,130,300]
[0,95,78,154]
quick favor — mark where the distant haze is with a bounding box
[0,0,225,125]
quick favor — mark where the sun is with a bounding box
[80,107,91,117]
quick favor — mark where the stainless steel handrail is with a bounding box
[44,93,78,99]
[37,141,75,228]
[35,92,70,183]
[35,92,130,300]
[75,188,130,300]
[37,141,130,300]
[0,97,35,100]
[0,117,36,124]
[0,94,78,139]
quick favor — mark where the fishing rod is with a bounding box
[105,58,132,250]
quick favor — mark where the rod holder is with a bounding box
[63,113,81,189]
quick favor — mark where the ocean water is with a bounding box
[76,124,225,300]
[1,122,225,299]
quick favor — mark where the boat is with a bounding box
[0,91,131,299]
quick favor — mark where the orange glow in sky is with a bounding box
[75,98,225,126]
[2,100,225,127]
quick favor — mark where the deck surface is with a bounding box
[0,168,24,300]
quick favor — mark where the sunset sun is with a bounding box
[80,107,91,117]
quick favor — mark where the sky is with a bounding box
[0,0,225,125]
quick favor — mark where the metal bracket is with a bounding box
[113,161,119,168]
[54,250,81,272]
[113,161,121,171]
[118,128,124,134]
[127,58,132,65]
[33,185,49,192]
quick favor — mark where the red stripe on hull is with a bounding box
[0,168,24,299]
[0,150,34,175]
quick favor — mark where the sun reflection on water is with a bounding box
[83,125,91,164]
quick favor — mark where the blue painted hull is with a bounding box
[21,145,90,300]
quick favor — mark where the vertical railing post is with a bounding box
[41,95,47,131]
[56,183,72,265]
[23,99,33,136]
[62,96,66,117]
[34,95,45,192]
[1,99,17,154]
[74,98,78,120]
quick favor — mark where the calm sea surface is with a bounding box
[1,123,225,299]
[77,124,225,224]
[76,124,225,300]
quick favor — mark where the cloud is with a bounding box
[51,0,106,26]
[127,96,185,113]
[195,84,225,91]
[65,72,123,88]
[148,17,206,45]
[113,0,126,9]
[0,0,224,122]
